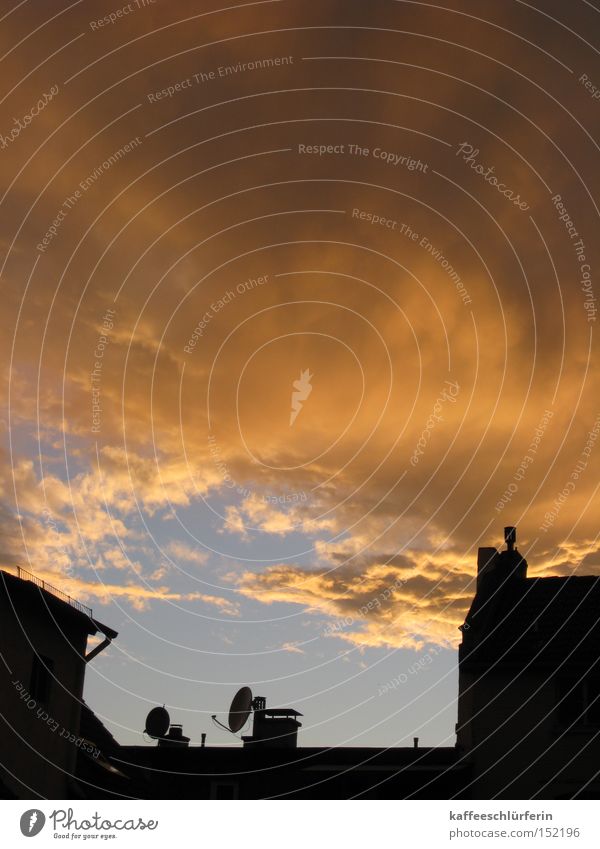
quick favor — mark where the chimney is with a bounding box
[157,724,190,748]
[476,526,527,595]
[477,546,499,591]
[504,526,517,552]
[499,525,527,580]
[413,737,419,748]
[242,701,302,749]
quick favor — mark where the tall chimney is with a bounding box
[504,526,517,552]
[477,547,499,591]
[499,525,527,580]
[476,526,525,594]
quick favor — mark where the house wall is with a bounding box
[458,666,600,798]
[0,585,89,798]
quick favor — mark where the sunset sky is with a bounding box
[2,0,600,748]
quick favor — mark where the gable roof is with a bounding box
[0,568,117,641]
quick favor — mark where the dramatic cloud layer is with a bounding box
[2,3,600,703]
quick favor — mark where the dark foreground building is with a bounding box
[457,528,600,798]
[0,567,117,798]
[114,743,464,800]
[2,525,600,798]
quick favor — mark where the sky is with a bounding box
[2,0,600,748]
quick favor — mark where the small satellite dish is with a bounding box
[145,706,170,739]
[228,686,252,733]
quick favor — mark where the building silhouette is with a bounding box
[457,526,600,798]
[2,525,600,798]
[0,567,118,797]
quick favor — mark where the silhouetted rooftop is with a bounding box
[461,574,600,668]
[112,744,467,799]
[0,568,117,641]
[79,701,120,754]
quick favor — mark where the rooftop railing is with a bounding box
[1,565,93,618]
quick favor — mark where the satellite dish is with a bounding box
[228,686,252,732]
[145,706,170,739]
